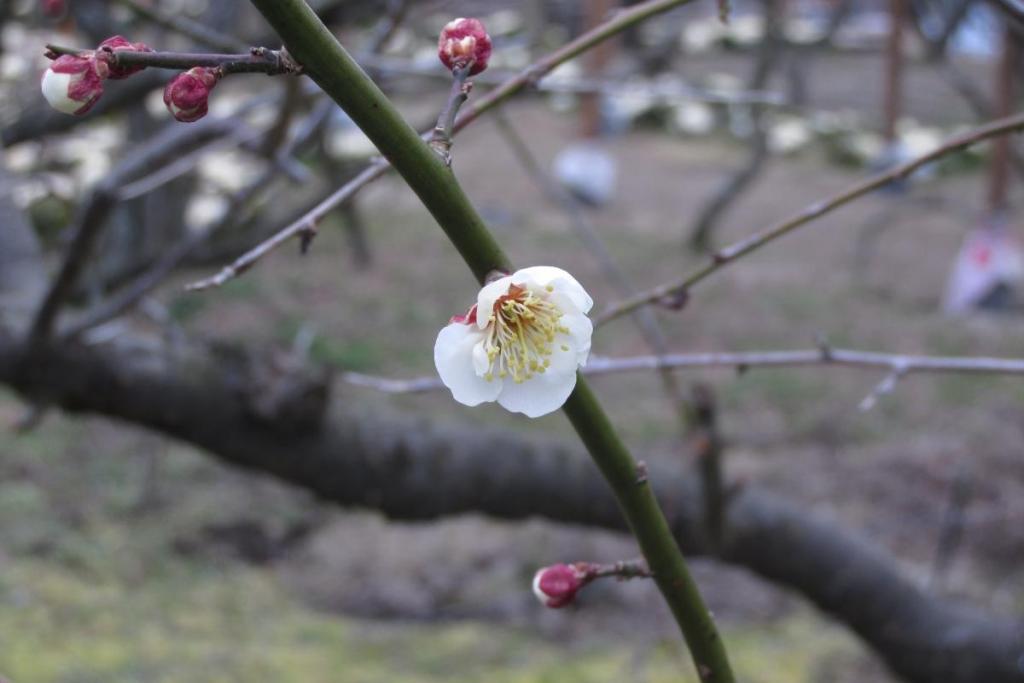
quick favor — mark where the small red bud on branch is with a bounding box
[97,35,153,80]
[532,563,585,609]
[437,17,491,76]
[163,66,220,122]
[532,559,652,609]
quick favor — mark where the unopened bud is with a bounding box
[163,67,220,123]
[437,17,491,76]
[97,35,152,80]
[532,563,584,609]
[41,54,106,116]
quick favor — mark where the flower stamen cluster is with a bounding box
[480,284,569,383]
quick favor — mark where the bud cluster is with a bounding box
[41,35,220,122]
[41,35,152,116]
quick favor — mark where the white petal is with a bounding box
[471,340,491,376]
[434,323,502,406]
[517,266,593,314]
[514,265,575,287]
[41,70,79,114]
[532,570,548,605]
[475,274,514,329]
[560,311,593,366]
[496,339,579,418]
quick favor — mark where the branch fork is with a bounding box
[430,64,474,164]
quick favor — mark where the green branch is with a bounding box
[245,1,734,681]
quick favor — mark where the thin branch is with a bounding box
[857,366,906,412]
[342,346,1024,395]
[927,464,974,591]
[429,64,473,163]
[63,103,334,336]
[364,0,412,55]
[27,190,116,344]
[687,0,783,251]
[184,162,382,291]
[116,126,261,200]
[186,0,706,290]
[27,119,243,342]
[690,383,726,552]
[598,111,1024,326]
[361,56,785,105]
[45,44,302,76]
[986,0,1024,28]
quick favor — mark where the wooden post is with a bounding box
[580,0,616,138]
[988,26,1017,212]
[884,0,905,143]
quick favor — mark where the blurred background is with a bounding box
[0,0,1022,681]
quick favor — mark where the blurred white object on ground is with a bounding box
[943,213,1024,313]
[552,142,617,207]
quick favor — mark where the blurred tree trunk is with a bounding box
[0,329,1020,683]
[0,164,47,322]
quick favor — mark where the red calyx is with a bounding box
[97,35,153,80]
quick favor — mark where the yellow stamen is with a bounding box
[479,284,570,383]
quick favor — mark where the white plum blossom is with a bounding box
[434,266,593,418]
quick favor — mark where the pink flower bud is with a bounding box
[97,35,153,80]
[41,54,106,116]
[163,67,220,123]
[532,563,584,609]
[437,17,491,76]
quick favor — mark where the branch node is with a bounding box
[634,460,649,485]
[858,366,907,412]
[277,46,303,75]
[816,333,833,361]
[658,287,689,311]
[299,220,319,255]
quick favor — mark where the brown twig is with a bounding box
[358,56,784,105]
[687,0,783,252]
[598,111,1024,326]
[927,463,974,590]
[45,44,303,76]
[28,120,245,342]
[62,103,333,338]
[429,64,473,164]
[27,190,116,344]
[581,558,653,581]
[690,384,725,552]
[184,162,382,291]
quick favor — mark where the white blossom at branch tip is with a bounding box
[434,266,593,418]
